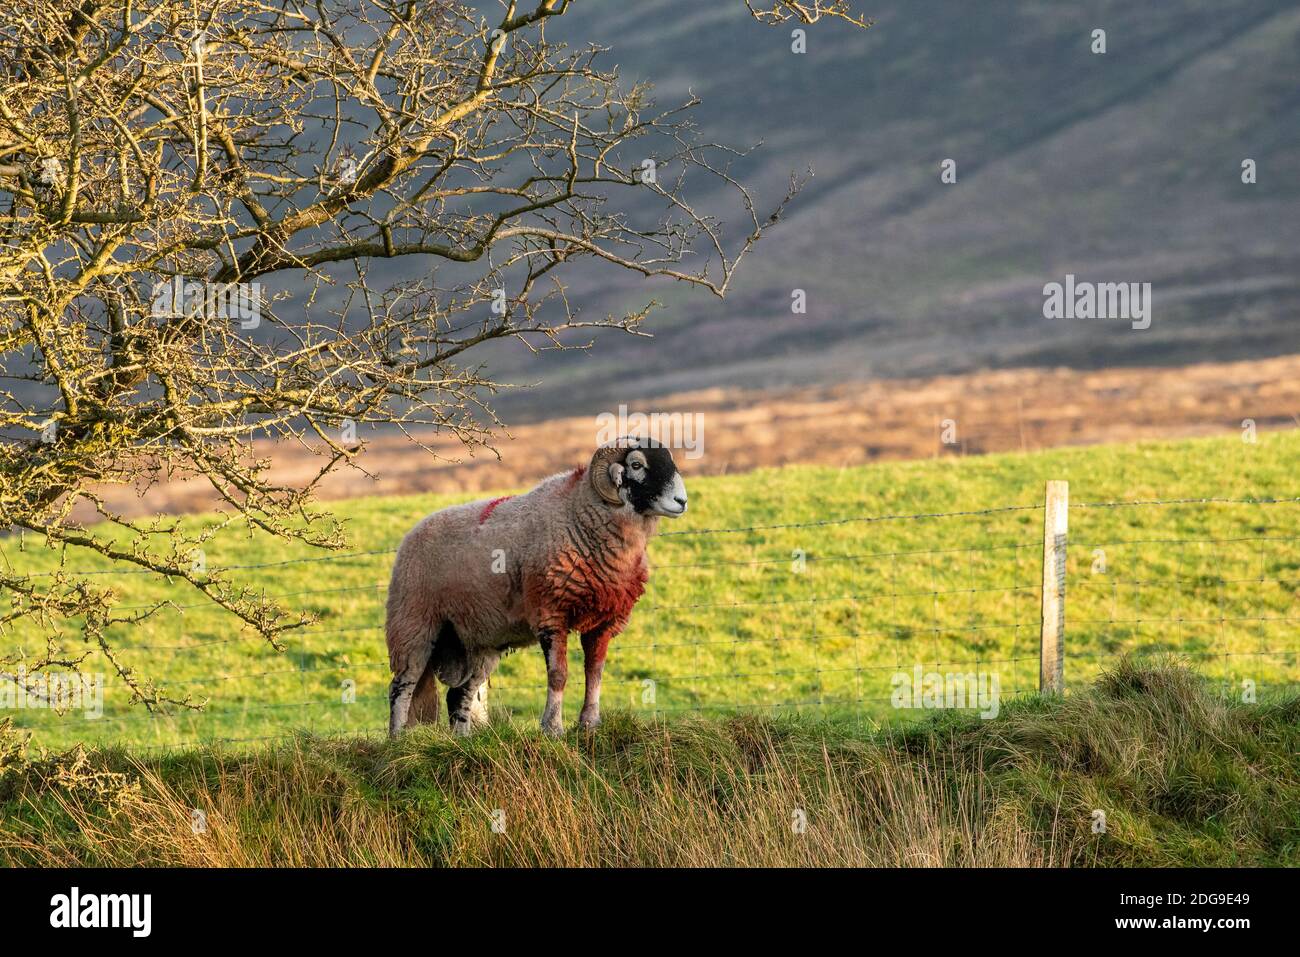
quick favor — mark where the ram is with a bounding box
[386,438,688,736]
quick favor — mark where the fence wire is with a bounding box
[6,495,1299,752]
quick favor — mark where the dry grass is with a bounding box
[72,355,1300,522]
[2,724,1062,867]
[3,660,1297,867]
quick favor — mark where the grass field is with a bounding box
[5,428,1300,751]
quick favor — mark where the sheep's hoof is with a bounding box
[578,709,600,731]
[540,718,564,738]
[451,718,473,738]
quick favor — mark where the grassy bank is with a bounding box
[2,661,1298,866]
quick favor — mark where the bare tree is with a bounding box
[747,1,873,27]
[0,0,868,712]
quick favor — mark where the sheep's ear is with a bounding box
[608,462,625,487]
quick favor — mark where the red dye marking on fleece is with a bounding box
[478,496,512,524]
[528,552,647,635]
[564,465,586,489]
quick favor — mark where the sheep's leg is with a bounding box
[445,683,477,738]
[537,626,568,737]
[578,620,622,730]
[447,655,495,737]
[388,642,433,737]
[468,680,490,728]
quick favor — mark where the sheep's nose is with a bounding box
[674,495,687,508]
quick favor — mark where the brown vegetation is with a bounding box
[91,354,1300,519]
[4,661,1297,866]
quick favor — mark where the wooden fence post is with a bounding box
[1040,480,1068,694]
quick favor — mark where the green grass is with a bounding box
[2,660,1298,866]
[5,429,1300,751]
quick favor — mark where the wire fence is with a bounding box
[6,488,1300,753]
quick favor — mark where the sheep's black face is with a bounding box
[618,441,687,517]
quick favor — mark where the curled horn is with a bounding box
[588,442,628,505]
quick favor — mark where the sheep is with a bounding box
[385,437,688,737]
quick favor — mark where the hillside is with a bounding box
[463,0,1300,420]
[76,354,1300,521]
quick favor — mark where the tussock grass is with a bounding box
[3,660,1297,867]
